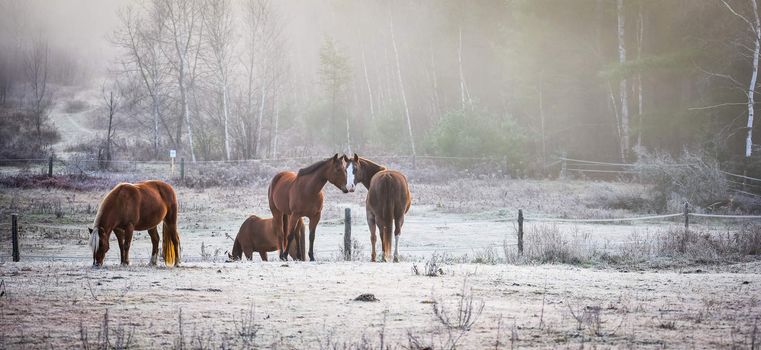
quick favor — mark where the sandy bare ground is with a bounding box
[1,260,760,349]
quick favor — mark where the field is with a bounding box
[1,173,761,349]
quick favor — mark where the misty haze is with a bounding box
[1,0,761,348]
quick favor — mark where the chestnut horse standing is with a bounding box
[268,154,353,261]
[228,215,304,261]
[88,180,180,267]
[348,154,411,262]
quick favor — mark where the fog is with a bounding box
[1,0,759,173]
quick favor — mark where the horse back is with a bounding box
[130,180,177,230]
[268,171,297,213]
[367,170,411,222]
[236,214,301,257]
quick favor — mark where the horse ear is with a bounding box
[88,227,93,234]
[332,153,339,161]
[353,153,359,162]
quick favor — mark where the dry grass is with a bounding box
[500,223,761,268]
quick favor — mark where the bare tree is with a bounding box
[115,5,172,158]
[157,0,203,162]
[390,14,417,163]
[100,86,121,168]
[202,0,235,160]
[24,38,52,143]
[241,0,282,159]
[617,0,630,161]
[721,0,760,160]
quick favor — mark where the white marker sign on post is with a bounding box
[170,149,176,176]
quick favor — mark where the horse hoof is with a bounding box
[393,257,399,263]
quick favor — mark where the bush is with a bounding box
[504,225,603,265]
[0,106,60,160]
[423,108,527,161]
[635,150,729,212]
[64,99,89,113]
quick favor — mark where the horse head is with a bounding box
[88,226,108,267]
[347,154,385,189]
[326,153,353,193]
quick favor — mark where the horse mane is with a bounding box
[359,157,386,172]
[297,158,331,176]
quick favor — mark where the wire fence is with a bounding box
[2,155,761,262]
[3,204,760,263]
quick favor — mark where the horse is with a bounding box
[227,215,304,261]
[268,154,353,261]
[88,180,181,267]
[348,154,411,262]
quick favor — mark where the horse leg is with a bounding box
[272,212,285,260]
[282,216,300,261]
[367,211,377,262]
[259,251,268,261]
[122,224,134,266]
[114,228,125,265]
[148,227,159,265]
[289,215,303,261]
[307,214,321,261]
[244,249,253,261]
[393,216,403,263]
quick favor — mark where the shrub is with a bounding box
[0,106,60,160]
[504,225,600,265]
[635,150,728,212]
[64,99,89,113]
[423,108,527,161]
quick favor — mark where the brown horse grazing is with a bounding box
[268,154,353,261]
[88,180,181,267]
[227,215,304,261]
[348,154,411,262]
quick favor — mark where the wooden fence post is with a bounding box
[344,208,352,261]
[684,202,689,232]
[12,214,19,262]
[180,158,185,182]
[518,209,524,254]
[48,156,53,177]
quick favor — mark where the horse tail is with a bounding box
[378,176,394,232]
[162,221,176,267]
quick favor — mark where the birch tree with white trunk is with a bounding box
[390,15,416,161]
[720,0,760,159]
[617,0,630,161]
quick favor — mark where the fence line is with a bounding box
[524,213,683,223]
[688,213,761,219]
[721,170,761,183]
[556,156,692,168]
[566,168,640,174]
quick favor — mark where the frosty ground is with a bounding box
[1,178,760,348]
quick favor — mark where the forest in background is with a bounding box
[0,0,760,175]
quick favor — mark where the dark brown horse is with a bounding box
[228,215,304,261]
[268,154,353,261]
[88,180,181,267]
[348,154,411,262]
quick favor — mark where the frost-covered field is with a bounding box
[0,180,759,348]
